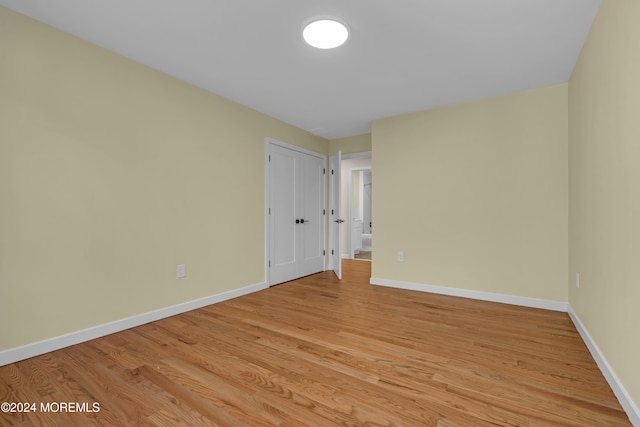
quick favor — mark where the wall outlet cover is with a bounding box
[177,264,186,278]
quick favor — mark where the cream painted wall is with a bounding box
[329,133,371,156]
[569,0,640,408]
[0,7,327,351]
[372,84,568,302]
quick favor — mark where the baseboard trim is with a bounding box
[0,281,268,367]
[369,277,568,312]
[568,306,640,426]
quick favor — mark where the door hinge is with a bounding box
[331,209,334,215]
[323,168,326,174]
[323,209,325,215]
[323,250,325,256]
[269,260,271,267]
[331,249,334,255]
[269,154,271,162]
[331,169,334,175]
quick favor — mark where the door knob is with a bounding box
[296,219,300,224]
[334,219,344,223]
[300,219,306,224]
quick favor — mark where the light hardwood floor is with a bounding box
[0,260,631,426]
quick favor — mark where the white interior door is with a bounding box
[269,142,325,286]
[269,144,298,285]
[330,151,342,279]
[298,152,325,277]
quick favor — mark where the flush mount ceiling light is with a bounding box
[303,18,349,49]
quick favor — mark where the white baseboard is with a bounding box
[568,306,640,426]
[370,277,568,312]
[0,281,268,367]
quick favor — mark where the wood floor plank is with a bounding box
[0,365,31,427]
[0,260,632,426]
[15,355,103,427]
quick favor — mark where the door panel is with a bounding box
[330,152,342,279]
[269,145,299,285]
[299,153,325,277]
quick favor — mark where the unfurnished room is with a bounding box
[0,0,639,425]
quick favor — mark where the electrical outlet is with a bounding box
[397,251,404,262]
[576,272,580,288]
[177,264,186,278]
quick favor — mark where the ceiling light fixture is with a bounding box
[303,18,349,49]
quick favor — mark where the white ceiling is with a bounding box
[0,0,602,140]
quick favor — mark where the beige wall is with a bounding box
[329,133,371,156]
[372,84,568,302]
[569,0,640,408]
[0,7,326,351]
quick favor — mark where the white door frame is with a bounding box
[265,138,326,286]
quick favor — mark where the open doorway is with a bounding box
[340,154,372,261]
[350,168,372,261]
